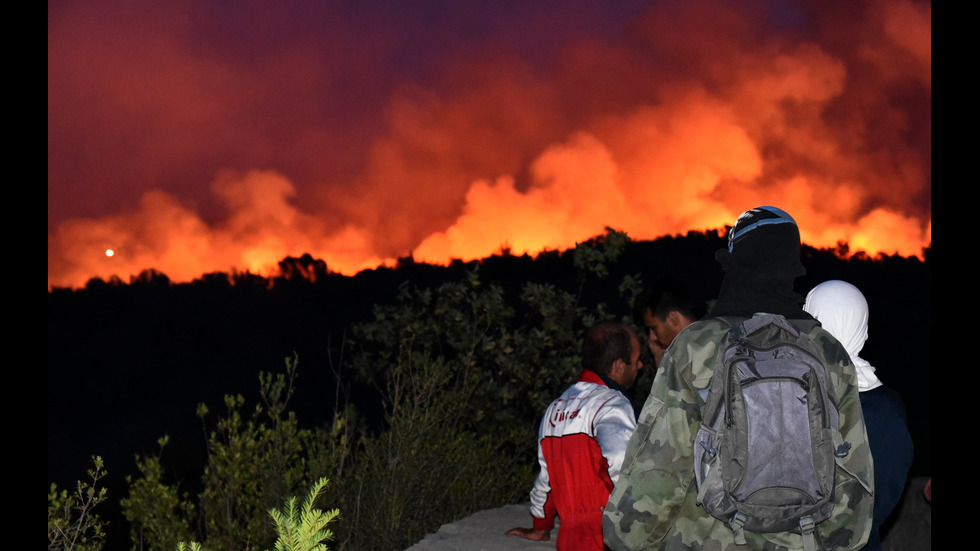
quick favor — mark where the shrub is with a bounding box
[120,438,195,551]
[122,354,351,551]
[64,229,643,551]
[48,456,109,551]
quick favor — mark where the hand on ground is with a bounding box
[505,527,550,541]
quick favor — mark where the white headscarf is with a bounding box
[803,280,883,392]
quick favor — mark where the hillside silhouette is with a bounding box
[48,229,931,550]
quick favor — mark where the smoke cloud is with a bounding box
[48,0,930,290]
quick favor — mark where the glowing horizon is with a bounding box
[47,191,930,290]
[48,0,931,290]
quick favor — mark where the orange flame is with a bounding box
[47,0,930,290]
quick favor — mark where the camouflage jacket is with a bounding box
[602,315,874,551]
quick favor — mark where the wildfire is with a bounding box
[47,0,930,291]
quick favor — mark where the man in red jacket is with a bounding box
[506,320,643,551]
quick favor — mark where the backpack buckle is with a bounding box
[699,441,716,457]
[799,515,815,535]
[730,512,747,545]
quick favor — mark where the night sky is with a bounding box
[48,0,931,290]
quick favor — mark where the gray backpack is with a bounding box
[694,314,845,551]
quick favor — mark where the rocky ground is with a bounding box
[405,477,931,551]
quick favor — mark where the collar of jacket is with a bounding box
[578,369,627,395]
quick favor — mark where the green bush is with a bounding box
[266,477,339,551]
[48,456,109,551]
[120,438,195,551]
[176,476,340,551]
[51,229,643,551]
[332,350,534,549]
[326,230,638,549]
[120,353,348,551]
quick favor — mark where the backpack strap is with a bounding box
[800,515,816,551]
[725,467,821,551]
[730,512,747,545]
[699,316,743,426]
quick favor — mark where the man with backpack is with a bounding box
[602,206,874,551]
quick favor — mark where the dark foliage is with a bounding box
[48,231,931,551]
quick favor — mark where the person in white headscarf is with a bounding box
[804,279,914,551]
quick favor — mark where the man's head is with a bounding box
[637,278,704,358]
[582,321,643,389]
[724,205,803,274]
[710,205,809,319]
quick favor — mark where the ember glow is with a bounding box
[48,0,931,290]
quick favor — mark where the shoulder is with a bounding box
[596,384,633,410]
[571,381,629,407]
[802,323,852,366]
[547,382,589,410]
[653,317,737,395]
[679,317,735,340]
[669,317,736,362]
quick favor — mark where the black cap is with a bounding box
[728,205,798,253]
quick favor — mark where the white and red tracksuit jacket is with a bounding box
[529,369,637,551]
